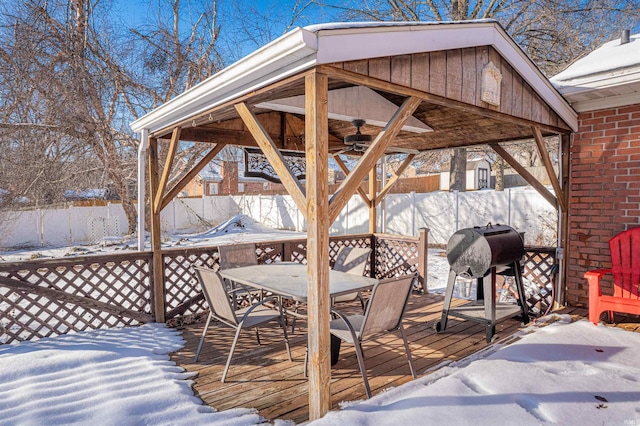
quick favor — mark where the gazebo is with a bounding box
[131,20,577,419]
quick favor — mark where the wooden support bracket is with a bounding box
[532,126,567,212]
[333,155,371,206]
[490,142,558,209]
[235,102,308,218]
[160,143,226,211]
[154,127,180,214]
[375,153,416,205]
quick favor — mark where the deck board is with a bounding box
[171,292,592,423]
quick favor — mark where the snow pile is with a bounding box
[309,316,640,425]
[0,323,263,425]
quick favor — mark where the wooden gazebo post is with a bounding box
[147,137,165,323]
[305,71,331,419]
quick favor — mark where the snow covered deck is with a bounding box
[170,296,587,423]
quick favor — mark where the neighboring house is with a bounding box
[439,159,491,191]
[200,161,286,196]
[551,30,640,307]
[492,165,559,188]
[196,158,440,196]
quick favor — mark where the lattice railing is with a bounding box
[522,247,557,315]
[523,247,556,287]
[0,253,152,344]
[374,234,420,279]
[162,247,218,322]
[0,233,558,344]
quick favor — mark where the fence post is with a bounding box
[370,233,376,278]
[508,188,512,226]
[417,227,430,293]
[38,208,44,246]
[454,190,459,231]
[345,200,349,235]
[172,199,176,232]
[411,191,416,237]
[68,205,73,243]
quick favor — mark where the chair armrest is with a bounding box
[329,308,360,344]
[584,268,612,297]
[227,287,256,298]
[238,296,281,322]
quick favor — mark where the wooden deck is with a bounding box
[171,292,586,423]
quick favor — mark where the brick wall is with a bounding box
[565,103,640,306]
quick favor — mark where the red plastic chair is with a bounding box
[585,227,640,325]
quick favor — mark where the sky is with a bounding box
[1,221,640,425]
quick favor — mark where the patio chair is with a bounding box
[192,266,292,382]
[329,274,417,398]
[586,227,640,325]
[218,243,262,304]
[331,246,372,312]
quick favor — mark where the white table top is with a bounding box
[219,262,378,302]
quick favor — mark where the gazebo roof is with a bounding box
[131,20,577,143]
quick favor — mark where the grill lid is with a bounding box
[446,224,524,279]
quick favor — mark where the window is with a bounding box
[238,183,245,193]
[478,168,489,189]
[208,182,218,195]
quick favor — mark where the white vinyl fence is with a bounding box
[0,187,558,248]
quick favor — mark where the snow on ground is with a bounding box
[2,315,639,425]
[0,323,262,425]
[0,214,303,262]
[1,220,639,425]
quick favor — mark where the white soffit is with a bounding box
[551,33,640,112]
[256,86,433,133]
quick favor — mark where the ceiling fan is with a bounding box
[332,119,372,156]
[332,119,420,156]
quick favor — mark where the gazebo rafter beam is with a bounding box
[532,126,567,212]
[317,64,571,135]
[149,70,313,140]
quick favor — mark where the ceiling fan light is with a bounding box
[344,133,373,144]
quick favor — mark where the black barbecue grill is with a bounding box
[435,224,529,342]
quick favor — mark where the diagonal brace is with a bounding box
[328,96,422,224]
[235,102,307,218]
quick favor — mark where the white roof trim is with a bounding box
[551,32,640,112]
[566,91,640,113]
[131,28,318,133]
[132,21,577,135]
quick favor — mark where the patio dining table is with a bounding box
[219,262,379,365]
[218,262,378,303]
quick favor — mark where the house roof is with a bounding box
[131,20,577,137]
[551,32,640,112]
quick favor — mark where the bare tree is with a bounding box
[0,0,229,234]
[0,0,143,232]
